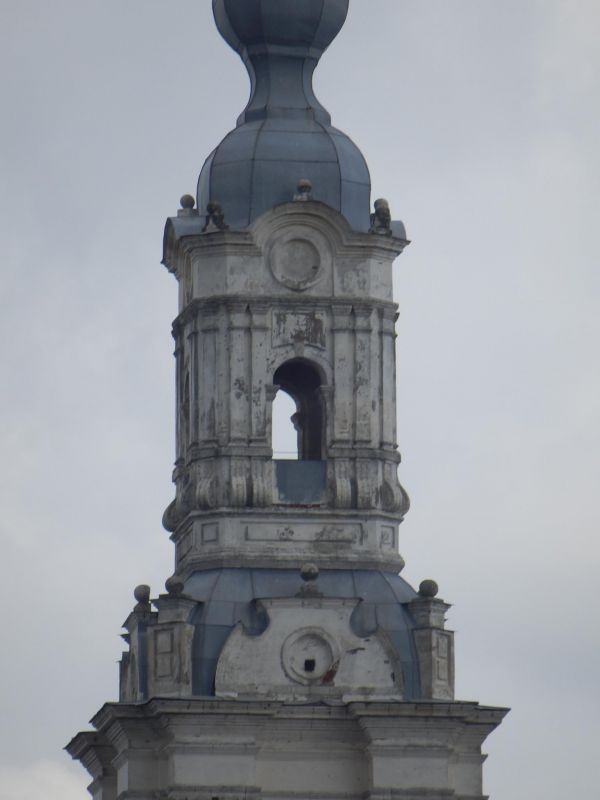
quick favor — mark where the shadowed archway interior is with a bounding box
[273,359,324,461]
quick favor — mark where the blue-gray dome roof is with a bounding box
[184,568,422,699]
[198,120,370,232]
[213,0,350,58]
[198,0,371,231]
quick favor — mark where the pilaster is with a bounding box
[332,303,355,445]
[379,306,399,450]
[410,582,455,701]
[354,304,374,444]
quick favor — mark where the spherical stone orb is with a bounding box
[300,562,320,582]
[418,579,439,599]
[180,194,195,209]
[165,575,185,596]
[213,0,349,57]
[134,584,151,603]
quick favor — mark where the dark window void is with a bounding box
[273,360,324,461]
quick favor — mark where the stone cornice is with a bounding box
[172,294,399,333]
[88,697,508,740]
[64,730,117,781]
[163,201,410,278]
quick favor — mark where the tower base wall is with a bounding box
[68,699,507,800]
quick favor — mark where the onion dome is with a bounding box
[198,0,371,231]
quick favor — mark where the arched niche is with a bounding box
[273,359,325,461]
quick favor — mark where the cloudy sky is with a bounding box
[1,1,598,798]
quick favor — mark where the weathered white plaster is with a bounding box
[215,596,402,702]
[68,102,506,800]
[162,202,411,574]
[68,699,507,800]
[170,511,404,576]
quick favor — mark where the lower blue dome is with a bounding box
[183,568,421,699]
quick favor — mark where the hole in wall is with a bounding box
[304,658,316,673]
[273,359,324,461]
[272,389,299,459]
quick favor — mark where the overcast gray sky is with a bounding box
[1,1,599,798]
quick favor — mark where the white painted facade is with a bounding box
[70,698,505,800]
[67,3,507,797]
[161,202,410,577]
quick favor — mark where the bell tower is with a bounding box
[161,0,409,579]
[68,3,507,799]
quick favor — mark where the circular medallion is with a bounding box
[276,239,320,284]
[267,227,331,291]
[281,627,339,685]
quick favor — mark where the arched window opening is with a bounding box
[272,389,298,459]
[273,360,324,461]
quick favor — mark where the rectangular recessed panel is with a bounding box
[272,311,326,350]
[380,526,396,550]
[244,520,362,544]
[201,523,219,544]
[156,630,173,654]
[156,654,172,679]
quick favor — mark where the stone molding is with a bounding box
[68,698,507,800]
[163,201,409,278]
[163,228,411,565]
[169,509,406,576]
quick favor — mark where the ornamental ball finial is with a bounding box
[418,579,439,599]
[180,194,195,210]
[300,563,320,582]
[134,584,151,604]
[165,575,185,597]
